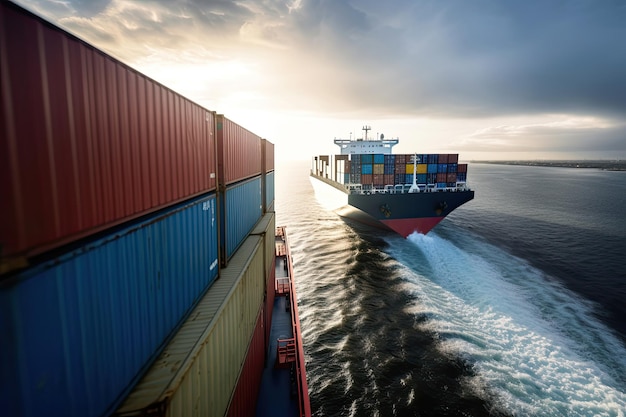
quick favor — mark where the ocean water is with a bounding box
[275,162,626,417]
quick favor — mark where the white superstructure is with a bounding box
[334,126,399,155]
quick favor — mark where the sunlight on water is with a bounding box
[389,232,626,416]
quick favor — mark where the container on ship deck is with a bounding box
[264,170,275,211]
[405,164,415,174]
[427,173,438,184]
[437,182,447,189]
[458,172,467,182]
[448,154,459,164]
[373,164,385,175]
[373,154,385,164]
[437,164,448,173]
[384,154,396,163]
[361,174,373,185]
[437,173,447,183]
[361,154,374,164]
[439,154,450,164]
[1,193,219,417]
[351,154,361,163]
[350,173,362,184]
[217,115,263,185]
[458,164,468,173]
[384,163,395,174]
[394,174,405,185]
[405,174,414,184]
[447,173,457,183]
[262,139,275,173]
[417,164,428,174]
[427,164,438,173]
[395,154,407,164]
[1,2,218,267]
[447,163,458,173]
[361,164,373,175]
[384,174,394,185]
[373,174,384,186]
[427,154,439,164]
[116,235,266,417]
[417,174,427,184]
[220,176,263,263]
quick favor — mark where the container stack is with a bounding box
[1,2,275,417]
[321,153,468,190]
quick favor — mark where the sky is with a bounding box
[14,0,626,161]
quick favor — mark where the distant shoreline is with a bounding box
[471,160,626,171]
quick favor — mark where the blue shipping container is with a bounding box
[361,164,373,174]
[384,163,395,175]
[384,154,396,164]
[458,172,467,182]
[427,164,438,174]
[437,182,447,188]
[350,173,362,184]
[427,173,438,184]
[265,171,275,210]
[405,174,414,184]
[417,174,427,184]
[428,154,439,164]
[394,174,404,185]
[361,154,373,164]
[447,163,458,173]
[0,194,219,417]
[373,154,384,164]
[437,164,448,173]
[223,176,263,259]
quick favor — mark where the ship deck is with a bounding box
[255,231,308,417]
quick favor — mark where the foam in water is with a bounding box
[388,231,626,416]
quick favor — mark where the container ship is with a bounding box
[311,126,475,237]
[0,2,310,416]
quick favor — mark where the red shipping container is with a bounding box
[383,174,394,185]
[262,139,275,173]
[1,2,217,268]
[361,174,373,184]
[395,154,407,164]
[216,115,262,185]
[448,154,459,163]
[458,164,468,173]
[436,173,448,183]
[447,173,457,183]
[373,174,384,186]
[438,154,450,164]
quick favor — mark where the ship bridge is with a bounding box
[334,126,398,155]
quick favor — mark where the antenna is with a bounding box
[362,125,371,140]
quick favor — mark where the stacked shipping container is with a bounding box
[1,3,277,417]
[328,152,468,189]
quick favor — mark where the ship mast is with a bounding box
[409,154,420,193]
[362,125,371,140]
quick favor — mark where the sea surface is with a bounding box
[274,161,626,417]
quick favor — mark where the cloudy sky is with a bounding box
[15,0,626,160]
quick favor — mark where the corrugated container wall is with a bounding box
[0,194,219,417]
[226,308,266,417]
[0,2,217,269]
[116,236,266,417]
[263,139,275,173]
[265,170,275,213]
[222,176,263,262]
[216,115,262,185]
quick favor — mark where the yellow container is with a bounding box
[405,164,414,174]
[373,164,385,175]
[416,164,428,174]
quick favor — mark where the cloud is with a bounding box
[452,116,626,153]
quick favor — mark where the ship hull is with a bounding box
[311,174,474,237]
